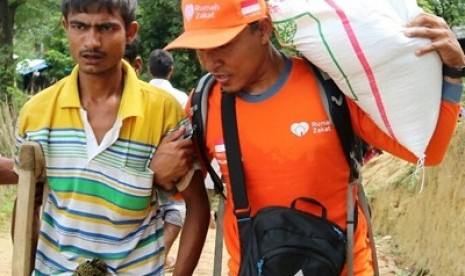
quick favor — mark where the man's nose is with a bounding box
[198,49,223,71]
[84,28,102,49]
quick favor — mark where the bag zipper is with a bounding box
[256,246,340,276]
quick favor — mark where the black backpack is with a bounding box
[190,60,379,276]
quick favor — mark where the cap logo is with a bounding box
[241,0,261,16]
[184,4,195,22]
[184,4,220,22]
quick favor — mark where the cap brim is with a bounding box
[165,25,247,50]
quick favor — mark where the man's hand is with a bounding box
[405,13,465,67]
[150,126,194,191]
[0,157,18,185]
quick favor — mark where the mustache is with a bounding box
[79,50,105,58]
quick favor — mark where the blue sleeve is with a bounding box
[442,80,463,103]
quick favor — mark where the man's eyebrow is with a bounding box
[68,20,87,25]
[67,20,119,28]
[98,22,120,27]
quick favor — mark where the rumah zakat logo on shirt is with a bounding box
[184,3,220,22]
[290,120,332,137]
[291,122,309,137]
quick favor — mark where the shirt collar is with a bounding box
[57,60,144,119]
[149,78,173,90]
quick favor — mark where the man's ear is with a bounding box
[61,17,68,29]
[168,67,174,80]
[126,21,139,44]
[133,57,143,75]
[259,16,274,43]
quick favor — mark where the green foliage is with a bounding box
[14,0,61,59]
[41,20,74,83]
[462,91,465,106]
[0,44,16,103]
[418,0,465,26]
[137,0,205,91]
[0,185,16,232]
[5,86,29,112]
[14,0,71,86]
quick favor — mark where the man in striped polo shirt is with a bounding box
[14,0,210,275]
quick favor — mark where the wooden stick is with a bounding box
[12,142,44,276]
[213,195,225,276]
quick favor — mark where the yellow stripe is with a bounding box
[57,193,149,218]
[49,203,136,230]
[117,250,164,273]
[39,234,60,252]
[39,235,90,264]
[49,199,145,230]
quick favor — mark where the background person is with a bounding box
[148,49,188,107]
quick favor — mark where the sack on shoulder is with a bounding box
[239,197,346,276]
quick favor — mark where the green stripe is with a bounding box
[134,230,163,250]
[96,153,126,168]
[113,142,153,155]
[48,177,150,211]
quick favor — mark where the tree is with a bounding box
[14,0,61,58]
[0,0,27,102]
[0,0,61,102]
[137,0,205,91]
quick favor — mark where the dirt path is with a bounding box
[0,228,402,276]
[0,233,12,276]
[0,229,227,276]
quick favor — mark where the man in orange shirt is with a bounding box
[165,0,464,275]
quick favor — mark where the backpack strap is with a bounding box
[310,65,362,178]
[191,73,225,196]
[220,92,253,267]
[311,64,379,276]
[191,74,227,276]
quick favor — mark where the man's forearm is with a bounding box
[173,171,210,276]
[0,157,18,185]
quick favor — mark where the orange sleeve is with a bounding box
[348,99,460,166]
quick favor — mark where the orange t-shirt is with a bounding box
[189,56,460,275]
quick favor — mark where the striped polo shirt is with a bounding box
[15,60,187,275]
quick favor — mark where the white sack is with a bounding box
[268,0,442,160]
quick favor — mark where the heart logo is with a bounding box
[184,4,195,22]
[290,122,309,137]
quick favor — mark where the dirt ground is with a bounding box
[0,217,402,276]
[363,123,465,275]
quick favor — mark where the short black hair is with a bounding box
[124,37,140,63]
[148,49,173,79]
[61,0,137,29]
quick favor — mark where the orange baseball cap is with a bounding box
[165,0,268,50]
